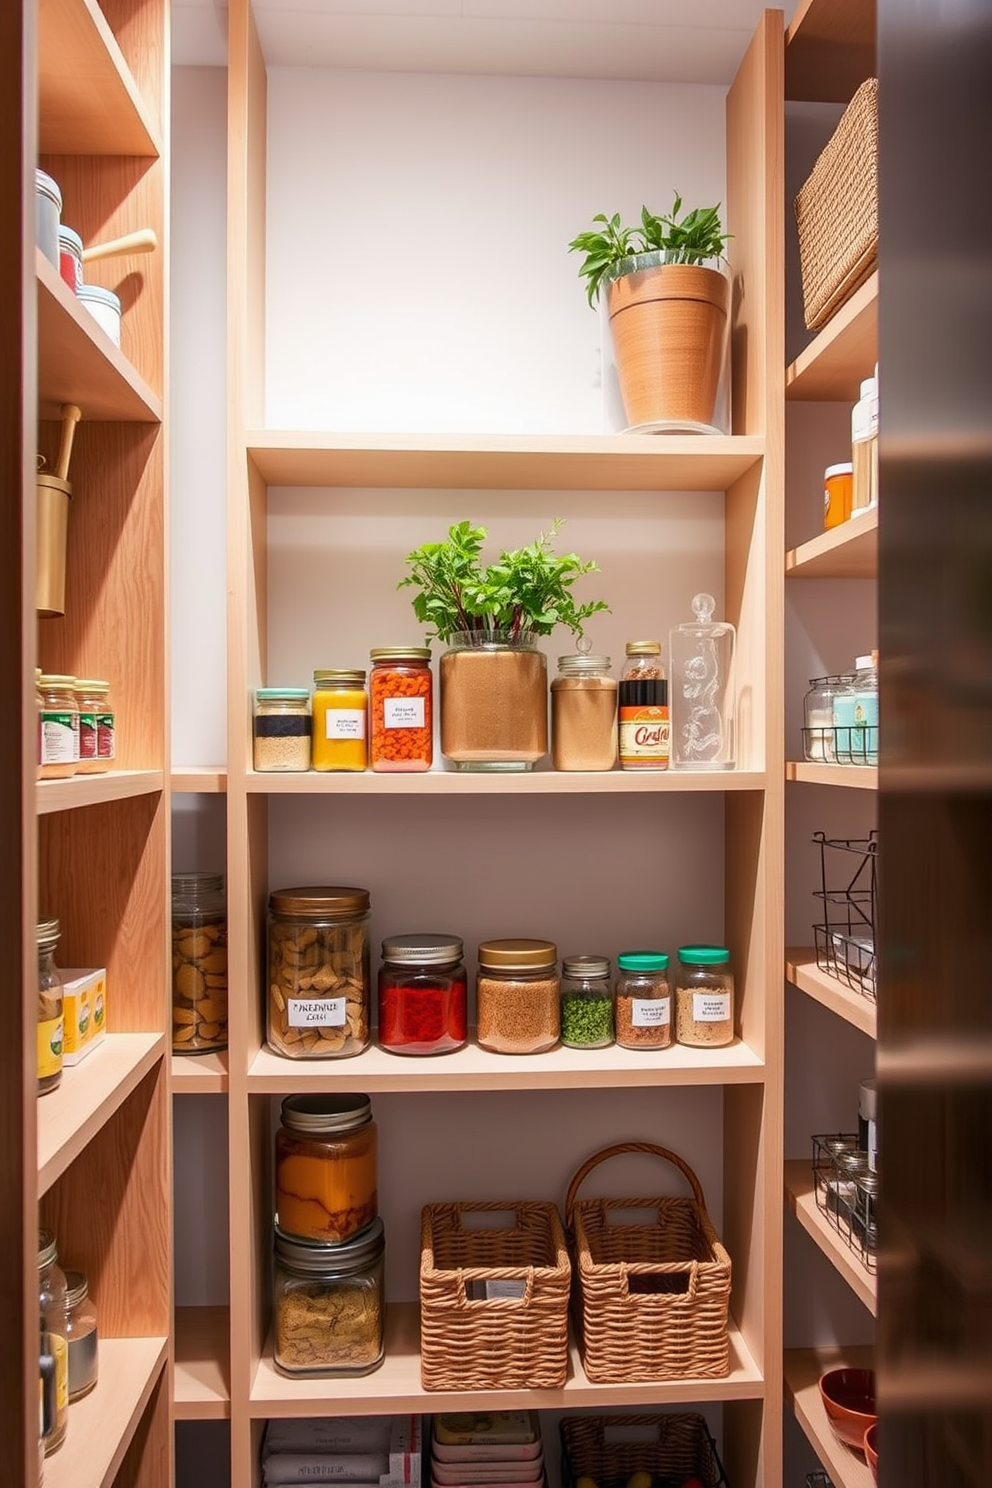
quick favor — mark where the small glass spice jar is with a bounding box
[73,680,114,774]
[273,1216,385,1378]
[803,675,854,763]
[267,886,371,1058]
[38,675,79,779]
[551,646,617,771]
[615,951,672,1050]
[369,647,433,772]
[64,1269,98,1401]
[171,872,228,1055]
[311,669,368,772]
[559,954,614,1049]
[254,688,312,772]
[674,945,734,1048]
[378,933,467,1055]
[476,939,559,1055]
[38,1230,68,1454]
[37,918,64,1096]
[275,1093,378,1243]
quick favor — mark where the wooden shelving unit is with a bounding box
[786,273,878,403]
[786,948,877,1039]
[37,768,165,814]
[785,1160,877,1315]
[172,1050,230,1094]
[171,767,228,794]
[787,761,877,790]
[247,768,768,797]
[38,1033,166,1192]
[785,1345,876,1488]
[174,1306,231,1420]
[786,507,877,580]
[44,1336,169,1488]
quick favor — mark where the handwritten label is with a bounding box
[288,996,346,1028]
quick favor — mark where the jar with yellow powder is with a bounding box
[311,669,368,771]
[275,1093,378,1243]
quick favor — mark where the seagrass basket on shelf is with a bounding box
[794,75,878,330]
[560,1413,729,1488]
[565,1141,732,1383]
[419,1199,571,1390]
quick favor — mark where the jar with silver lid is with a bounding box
[38,1230,68,1454]
[551,646,617,772]
[273,1217,385,1377]
[377,933,467,1055]
[64,1269,99,1401]
[275,1093,378,1244]
[559,954,614,1048]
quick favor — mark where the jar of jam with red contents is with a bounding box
[377,933,467,1055]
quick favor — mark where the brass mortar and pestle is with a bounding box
[36,402,81,617]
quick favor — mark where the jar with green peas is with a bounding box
[559,954,614,1049]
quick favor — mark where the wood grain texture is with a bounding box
[44,1337,168,1488]
[786,506,877,578]
[787,272,878,400]
[37,769,164,814]
[786,947,877,1038]
[108,1364,172,1488]
[38,0,160,155]
[174,1305,231,1417]
[95,0,166,138]
[786,0,876,104]
[785,1159,877,1314]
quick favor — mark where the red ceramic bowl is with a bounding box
[818,1367,878,1451]
[864,1423,879,1482]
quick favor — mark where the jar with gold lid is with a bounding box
[267,886,371,1058]
[73,680,114,774]
[476,938,559,1054]
[311,670,368,771]
[37,918,64,1095]
[369,647,432,772]
[38,675,78,779]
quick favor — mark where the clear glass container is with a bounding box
[311,670,368,772]
[551,646,617,771]
[275,1094,378,1243]
[668,593,737,770]
[674,945,734,1047]
[172,872,228,1054]
[254,688,312,772]
[614,951,672,1050]
[559,954,614,1049]
[618,641,668,770]
[64,1269,98,1401]
[833,653,878,765]
[267,886,371,1058]
[273,1216,385,1377]
[377,933,466,1055]
[369,648,433,772]
[823,461,853,529]
[38,1230,68,1454]
[38,675,78,779]
[439,629,548,772]
[37,918,64,1096]
[73,679,114,774]
[476,938,559,1054]
[803,675,854,763]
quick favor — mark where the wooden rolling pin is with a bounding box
[55,404,82,482]
[81,227,158,263]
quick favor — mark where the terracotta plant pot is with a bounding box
[606,256,731,431]
[439,630,548,772]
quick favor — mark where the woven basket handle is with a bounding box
[564,1140,707,1225]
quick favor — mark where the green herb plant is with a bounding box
[400,518,609,645]
[568,192,731,307]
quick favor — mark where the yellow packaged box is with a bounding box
[60,968,107,1064]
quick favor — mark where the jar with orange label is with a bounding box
[369,647,432,772]
[823,462,853,529]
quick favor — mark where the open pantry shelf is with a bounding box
[247,769,767,797]
[785,1345,875,1488]
[786,948,876,1038]
[37,768,165,815]
[174,1305,231,1419]
[44,1335,168,1488]
[172,1050,230,1093]
[786,508,877,580]
[787,762,877,790]
[38,0,162,155]
[786,274,878,402]
[785,1159,877,1315]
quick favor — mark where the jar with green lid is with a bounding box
[172,873,228,1054]
[476,938,559,1055]
[38,1230,68,1454]
[615,951,672,1049]
[73,679,114,774]
[64,1269,98,1401]
[674,945,734,1047]
[254,688,312,772]
[559,954,614,1048]
[38,675,78,779]
[273,1216,385,1377]
[37,918,64,1095]
[551,648,617,771]
[267,886,371,1058]
[275,1093,378,1242]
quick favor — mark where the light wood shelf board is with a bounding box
[172,1051,229,1093]
[174,1305,231,1418]
[170,767,228,793]
[247,769,767,797]
[37,253,162,422]
[45,1335,168,1488]
[786,274,878,401]
[786,949,877,1038]
[787,761,877,790]
[38,1033,165,1195]
[246,432,765,493]
[37,768,165,815]
[250,1303,762,1413]
[785,1345,875,1488]
[785,1159,877,1314]
[786,507,877,579]
[786,0,876,103]
[38,0,161,156]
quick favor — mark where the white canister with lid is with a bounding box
[77,284,122,347]
[58,226,84,293]
[35,169,62,267]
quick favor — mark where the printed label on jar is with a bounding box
[78,713,98,760]
[383,696,426,729]
[287,995,347,1028]
[631,998,670,1026]
[41,714,77,764]
[692,991,731,1022]
[618,706,670,764]
[96,712,116,759]
[53,1333,68,1413]
[325,709,366,740]
[37,1015,64,1078]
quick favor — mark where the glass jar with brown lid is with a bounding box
[267,886,371,1058]
[476,938,559,1054]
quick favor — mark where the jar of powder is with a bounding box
[551,646,617,771]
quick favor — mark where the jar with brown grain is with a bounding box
[273,1216,385,1378]
[674,944,734,1047]
[551,648,617,771]
[171,873,228,1055]
[38,675,78,779]
[476,938,559,1054]
[37,918,64,1095]
[73,679,114,774]
[267,886,371,1058]
[64,1269,98,1401]
[615,951,672,1050]
[275,1093,378,1243]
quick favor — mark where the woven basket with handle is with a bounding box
[566,1141,732,1383]
[560,1412,729,1488]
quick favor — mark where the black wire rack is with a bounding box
[813,830,877,1001]
[805,1474,835,1487]
[811,1133,878,1273]
[802,723,878,766]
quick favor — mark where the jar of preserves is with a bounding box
[38,1230,68,1454]
[38,675,78,779]
[275,1093,378,1243]
[171,873,228,1055]
[476,939,559,1055]
[618,642,669,770]
[674,945,734,1048]
[253,688,312,772]
[267,886,371,1058]
[311,669,368,772]
[369,648,433,772]
[377,933,466,1055]
[551,647,617,771]
[37,918,64,1096]
[273,1216,385,1378]
[64,1270,98,1401]
[615,951,672,1050]
[73,680,114,774]
[559,954,614,1048]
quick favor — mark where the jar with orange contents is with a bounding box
[369,647,433,773]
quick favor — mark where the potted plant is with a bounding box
[569,193,732,433]
[400,519,608,771]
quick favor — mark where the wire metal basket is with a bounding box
[801,723,878,766]
[812,1133,878,1273]
[813,831,877,1000]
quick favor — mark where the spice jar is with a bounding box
[273,1217,385,1378]
[559,954,614,1049]
[64,1270,98,1401]
[369,648,433,772]
[254,688,312,772]
[36,668,44,779]
[73,680,114,774]
[38,1230,68,1454]
[38,675,78,779]
[674,945,734,1047]
[551,647,617,771]
[311,670,368,772]
[618,641,669,770]
[37,918,64,1096]
[823,461,853,529]
[615,951,672,1050]
[476,938,559,1055]
[275,1094,378,1243]
[171,873,228,1055]
[267,886,371,1059]
[377,933,467,1055]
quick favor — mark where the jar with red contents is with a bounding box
[369,647,433,772]
[377,933,466,1055]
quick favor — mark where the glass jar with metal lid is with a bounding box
[369,647,433,773]
[559,954,614,1049]
[476,938,559,1055]
[64,1269,99,1401]
[674,945,734,1047]
[38,675,78,779]
[38,1230,68,1454]
[254,688,312,772]
[551,646,617,772]
[803,675,854,763]
[377,933,466,1055]
[273,1216,385,1377]
[171,873,228,1055]
[37,918,64,1095]
[311,669,368,772]
[73,679,114,774]
[618,641,669,771]
[275,1093,378,1243]
[615,951,672,1049]
[267,886,371,1058]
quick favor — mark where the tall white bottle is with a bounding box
[851,371,879,512]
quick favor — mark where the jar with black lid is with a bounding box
[275,1093,378,1243]
[378,933,467,1055]
[273,1217,385,1377]
[267,887,371,1058]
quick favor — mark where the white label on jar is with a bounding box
[692,991,731,1022]
[287,996,347,1028]
[41,714,77,764]
[325,709,366,740]
[632,998,670,1026]
[384,696,425,729]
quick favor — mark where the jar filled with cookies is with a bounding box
[267,886,371,1058]
[171,873,228,1055]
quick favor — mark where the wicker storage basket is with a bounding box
[566,1141,732,1383]
[419,1199,571,1390]
[560,1413,729,1488]
[794,76,878,330]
